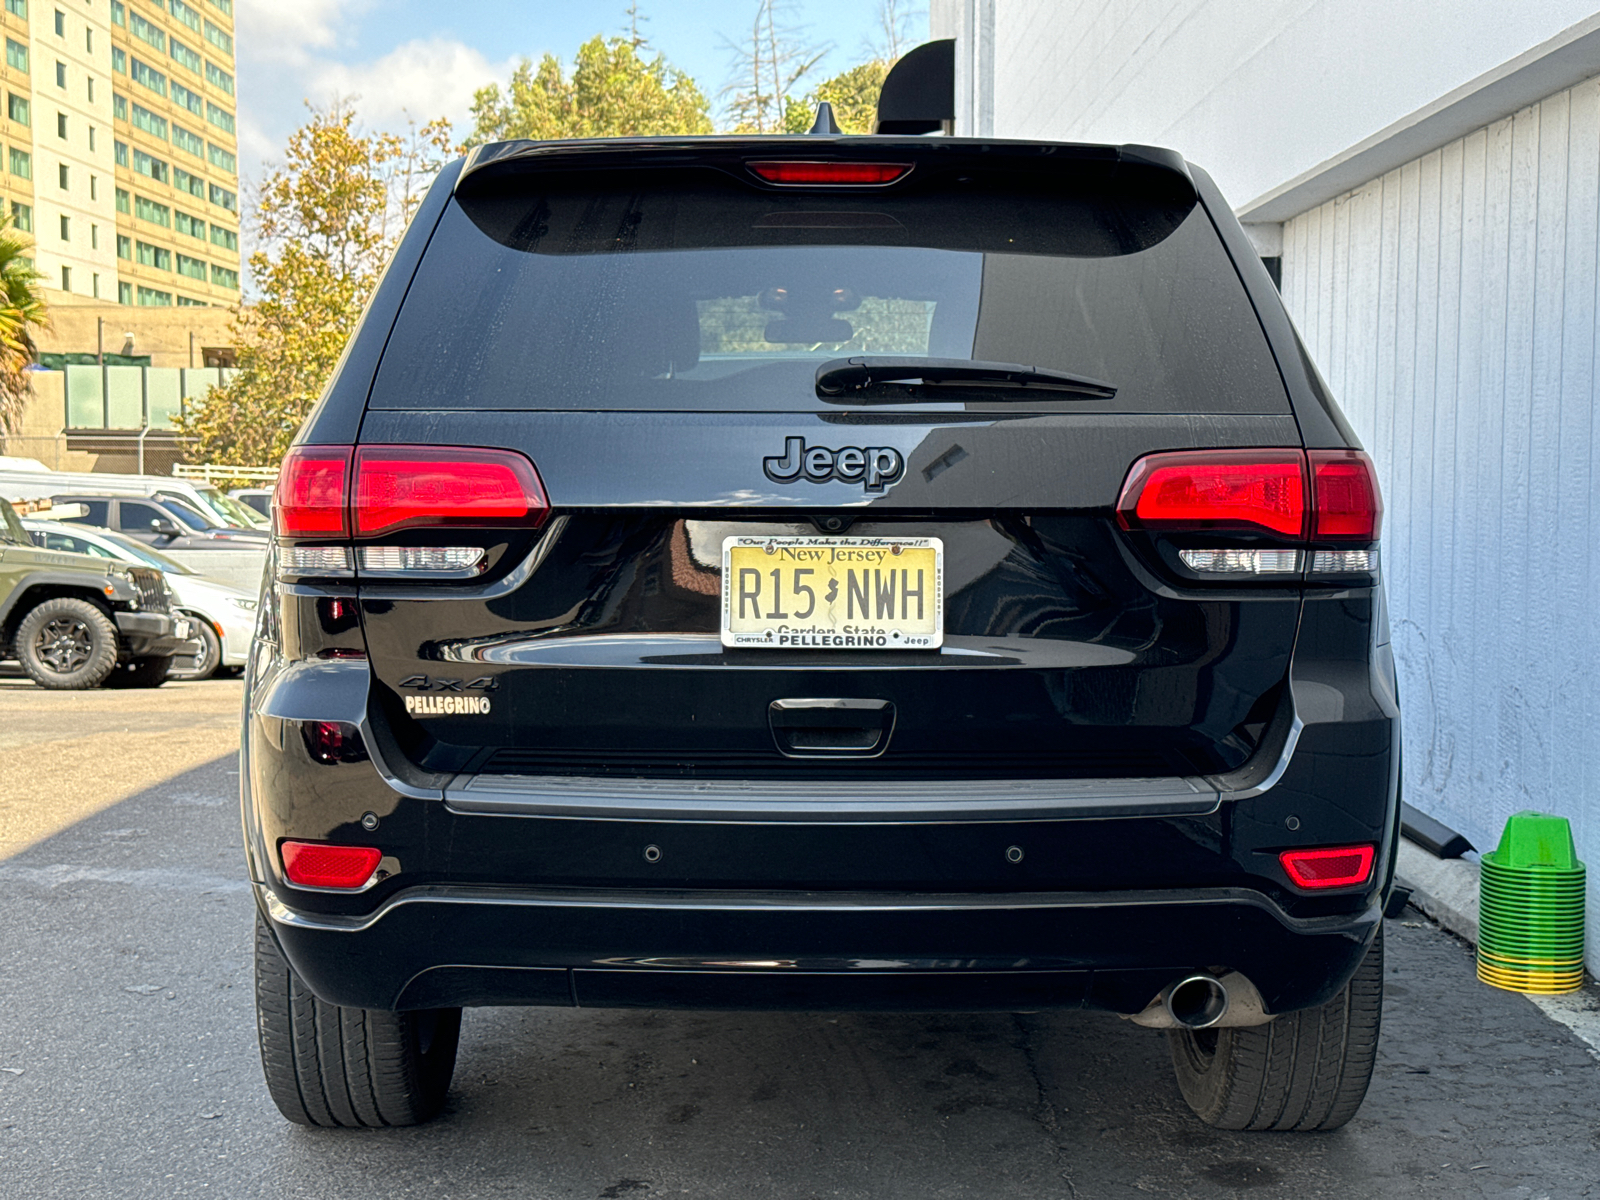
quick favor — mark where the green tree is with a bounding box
[176,104,453,467]
[723,0,827,134]
[0,216,48,435]
[467,34,712,144]
[782,59,892,134]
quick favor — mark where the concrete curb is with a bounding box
[1394,837,1480,945]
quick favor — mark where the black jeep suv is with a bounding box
[244,136,1398,1132]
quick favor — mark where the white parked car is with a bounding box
[22,519,258,681]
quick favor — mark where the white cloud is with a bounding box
[236,0,368,60]
[312,38,514,132]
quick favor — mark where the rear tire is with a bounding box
[167,616,220,681]
[1168,926,1383,1131]
[253,911,461,1127]
[104,655,171,688]
[15,598,119,690]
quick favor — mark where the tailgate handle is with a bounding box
[769,698,895,758]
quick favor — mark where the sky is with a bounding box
[233,1,928,183]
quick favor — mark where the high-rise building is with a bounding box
[0,0,240,308]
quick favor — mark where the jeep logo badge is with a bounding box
[763,436,904,493]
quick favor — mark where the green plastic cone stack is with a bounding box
[1477,811,1587,994]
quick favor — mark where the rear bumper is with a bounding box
[259,881,1379,1015]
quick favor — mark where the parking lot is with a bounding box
[2,676,1599,1199]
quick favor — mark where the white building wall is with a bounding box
[932,0,1600,207]
[1282,80,1599,968]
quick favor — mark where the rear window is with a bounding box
[371,162,1288,415]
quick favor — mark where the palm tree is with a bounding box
[0,215,48,435]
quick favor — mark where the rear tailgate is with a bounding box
[347,141,1303,786]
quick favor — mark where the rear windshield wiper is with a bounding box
[815,357,1117,402]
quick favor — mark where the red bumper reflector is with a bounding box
[276,447,352,538]
[1309,450,1383,540]
[748,160,912,185]
[1117,450,1306,537]
[354,445,548,537]
[1279,845,1376,890]
[281,841,382,890]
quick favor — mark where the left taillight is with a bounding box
[274,445,549,581]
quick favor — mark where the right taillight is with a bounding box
[1116,448,1381,578]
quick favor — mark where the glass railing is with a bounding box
[59,365,236,429]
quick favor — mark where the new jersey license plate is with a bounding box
[721,536,944,649]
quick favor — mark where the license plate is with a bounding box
[720,536,943,649]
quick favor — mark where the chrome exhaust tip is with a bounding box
[1163,974,1230,1029]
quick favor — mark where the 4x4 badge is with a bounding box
[397,675,499,691]
[763,436,904,493]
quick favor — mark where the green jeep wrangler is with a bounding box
[0,497,193,689]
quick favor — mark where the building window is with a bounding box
[7,93,28,126]
[206,142,234,172]
[113,93,127,121]
[208,0,230,14]
[210,264,238,289]
[171,81,202,116]
[115,188,130,214]
[10,201,31,231]
[177,253,206,280]
[112,47,125,74]
[92,272,99,298]
[52,9,62,37]
[208,183,235,212]
[60,265,70,291]
[133,149,168,184]
[89,174,96,199]
[131,102,166,139]
[87,127,95,152]
[56,111,66,139]
[118,280,132,305]
[173,167,204,198]
[130,13,165,53]
[175,210,203,238]
[137,286,172,306]
[58,214,68,240]
[170,38,201,74]
[8,147,30,179]
[86,77,94,103]
[55,60,66,89]
[85,28,92,53]
[205,101,233,134]
[172,0,201,32]
[6,39,28,74]
[110,0,123,27]
[172,124,203,157]
[204,61,232,95]
[90,223,97,249]
[116,233,130,258]
[58,162,68,189]
[134,195,170,226]
[114,140,128,167]
[135,241,171,270]
[203,20,231,56]
[209,225,237,252]
[176,295,206,306]
[130,58,166,97]
[5,0,27,18]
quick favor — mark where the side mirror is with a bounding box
[151,519,182,537]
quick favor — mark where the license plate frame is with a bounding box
[720,535,944,650]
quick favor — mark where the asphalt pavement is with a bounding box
[1,676,1598,1200]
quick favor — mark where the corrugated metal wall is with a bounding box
[1282,76,1600,969]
